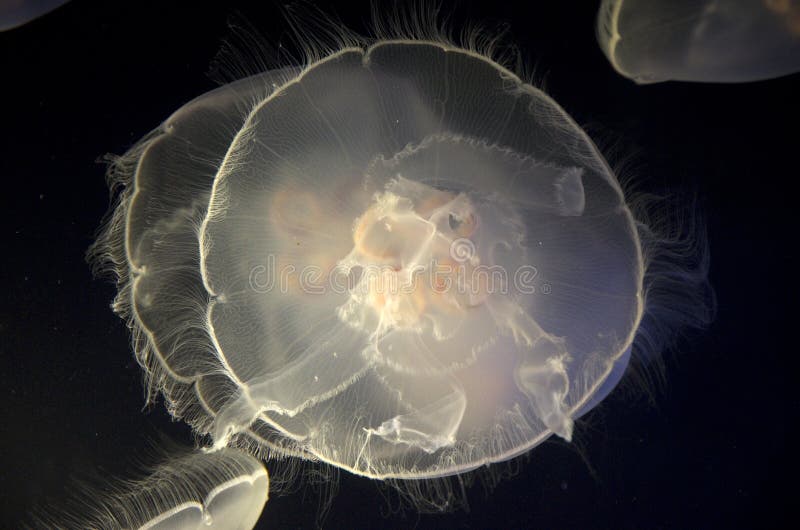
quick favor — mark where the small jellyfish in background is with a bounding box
[37,449,268,530]
[0,0,70,31]
[88,6,712,524]
[597,0,800,83]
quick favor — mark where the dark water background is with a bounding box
[0,1,795,528]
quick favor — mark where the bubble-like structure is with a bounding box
[93,22,703,492]
[597,0,800,83]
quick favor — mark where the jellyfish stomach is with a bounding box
[335,177,494,352]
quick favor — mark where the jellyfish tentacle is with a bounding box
[366,332,467,454]
[486,295,574,440]
[209,324,372,449]
[365,385,467,454]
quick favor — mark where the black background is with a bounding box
[0,1,795,528]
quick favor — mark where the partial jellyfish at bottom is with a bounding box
[84,10,712,529]
[36,449,268,530]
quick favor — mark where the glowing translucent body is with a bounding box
[99,40,644,482]
[597,0,800,83]
[64,449,268,530]
[0,0,69,31]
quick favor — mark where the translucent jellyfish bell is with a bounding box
[597,0,800,83]
[45,449,268,530]
[93,18,707,492]
[0,0,70,31]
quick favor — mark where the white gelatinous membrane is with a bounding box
[43,449,268,530]
[93,23,670,487]
[597,0,800,83]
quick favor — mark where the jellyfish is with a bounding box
[0,0,70,31]
[36,449,268,530]
[88,8,711,526]
[597,0,800,83]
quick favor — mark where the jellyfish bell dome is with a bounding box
[94,29,647,484]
